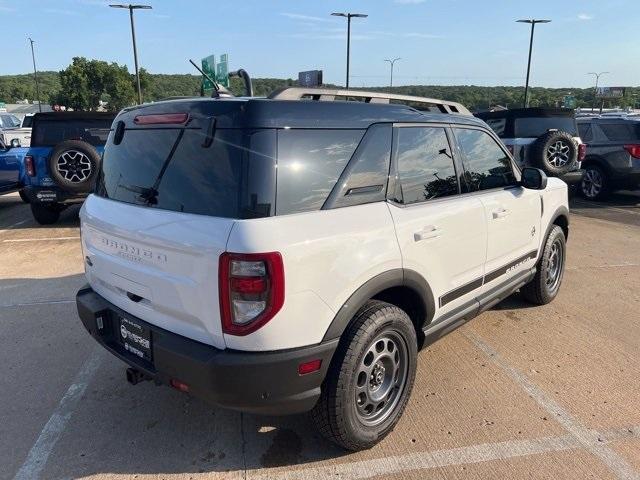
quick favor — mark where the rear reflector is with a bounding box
[298,359,322,375]
[624,144,640,159]
[133,113,189,125]
[25,155,35,177]
[169,379,190,392]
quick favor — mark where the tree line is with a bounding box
[0,57,637,112]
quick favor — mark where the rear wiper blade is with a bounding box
[119,183,158,204]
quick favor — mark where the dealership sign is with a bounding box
[596,87,625,99]
[298,70,323,87]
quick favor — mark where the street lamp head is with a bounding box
[331,12,367,18]
[110,3,152,9]
[517,19,551,24]
[351,14,368,18]
[331,12,347,17]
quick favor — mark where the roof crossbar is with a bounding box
[268,87,471,116]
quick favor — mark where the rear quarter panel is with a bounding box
[540,177,569,251]
[225,202,401,351]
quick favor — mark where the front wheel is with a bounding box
[30,203,62,225]
[521,225,566,305]
[580,165,609,200]
[311,300,417,451]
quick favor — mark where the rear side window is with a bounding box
[276,129,364,215]
[394,126,458,204]
[454,128,516,191]
[577,123,593,142]
[485,118,507,138]
[514,117,578,137]
[97,128,276,219]
[598,122,640,142]
[32,119,113,147]
[22,116,33,128]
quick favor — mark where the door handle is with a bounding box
[414,226,442,242]
[492,208,510,219]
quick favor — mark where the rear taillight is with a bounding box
[624,144,640,159]
[219,252,284,336]
[578,143,587,161]
[25,155,35,177]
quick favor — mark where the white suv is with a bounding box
[76,88,569,451]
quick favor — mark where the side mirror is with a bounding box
[521,167,547,190]
[10,138,20,148]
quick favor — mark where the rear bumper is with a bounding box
[558,169,584,186]
[24,185,86,205]
[76,286,338,415]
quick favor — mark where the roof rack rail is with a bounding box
[268,87,471,116]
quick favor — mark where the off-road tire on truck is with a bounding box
[529,131,577,177]
[48,140,101,194]
[521,225,566,305]
[18,189,30,203]
[311,300,417,451]
[30,202,63,225]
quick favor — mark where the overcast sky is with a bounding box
[2,0,638,88]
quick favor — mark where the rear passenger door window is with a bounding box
[454,128,516,192]
[394,126,458,204]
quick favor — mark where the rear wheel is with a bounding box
[311,300,417,451]
[18,189,30,203]
[30,203,62,225]
[521,225,566,305]
[580,164,609,200]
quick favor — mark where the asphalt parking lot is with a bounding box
[1,191,639,480]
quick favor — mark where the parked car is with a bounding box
[576,116,640,199]
[76,88,569,451]
[475,108,585,186]
[0,137,29,201]
[22,112,115,224]
[0,112,31,148]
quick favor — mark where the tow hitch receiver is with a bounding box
[126,367,150,385]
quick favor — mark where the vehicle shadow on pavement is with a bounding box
[0,193,81,229]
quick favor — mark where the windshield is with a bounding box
[96,128,276,219]
[514,117,578,138]
[31,118,113,147]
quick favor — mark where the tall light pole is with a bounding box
[587,71,609,112]
[110,3,152,104]
[28,37,42,113]
[516,19,551,108]
[384,57,401,87]
[331,12,368,89]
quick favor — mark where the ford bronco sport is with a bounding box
[22,112,115,224]
[76,88,569,451]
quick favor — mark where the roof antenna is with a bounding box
[189,59,219,98]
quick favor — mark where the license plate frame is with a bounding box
[117,315,153,362]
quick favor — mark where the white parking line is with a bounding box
[0,219,28,233]
[566,262,640,270]
[13,351,103,480]
[250,426,638,480]
[465,332,640,480]
[2,236,79,243]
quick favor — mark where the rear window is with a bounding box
[97,128,276,219]
[598,122,640,142]
[32,118,113,147]
[514,117,578,138]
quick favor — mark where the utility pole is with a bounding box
[110,3,152,104]
[384,57,401,87]
[28,38,42,113]
[331,12,368,89]
[587,71,609,112]
[516,19,551,108]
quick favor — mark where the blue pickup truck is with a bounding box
[21,112,115,224]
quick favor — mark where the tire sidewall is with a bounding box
[48,140,101,193]
[338,310,417,446]
[580,164,607,200]
[537,226,566,303]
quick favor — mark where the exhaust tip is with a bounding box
[126,367,149,385]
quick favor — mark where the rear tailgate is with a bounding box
[81,195,234,348]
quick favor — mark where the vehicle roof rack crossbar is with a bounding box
[268,87,471,116]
